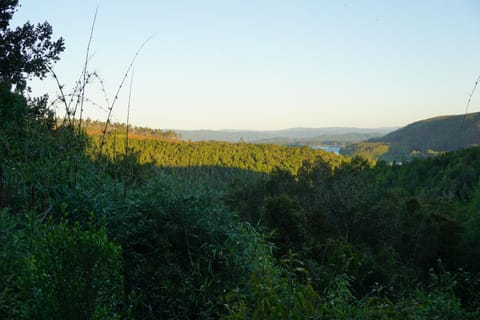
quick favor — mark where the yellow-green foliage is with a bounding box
[91,135,342,175]
[341,142,389,163]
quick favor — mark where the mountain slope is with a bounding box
[342,112,480,161]
[372,112,480,153]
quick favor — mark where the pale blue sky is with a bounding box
[12,1,480,130]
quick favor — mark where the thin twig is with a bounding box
[48,66,70,125]
[458,73,480,149]
[98,34,156,157]
[48,55,94,127]
[126,67,134,154]
[78,6,99,130]
[457,74,480,148]
[92,72,111,113]
[68,52,96,116]
[124,67,134,199]
[50,94,104,118]
[460,73,480,130]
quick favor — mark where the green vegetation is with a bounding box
[244,131,390,146]
[2,3,480,319]
[91,135,341,187]
[343,113,480,162]
[340,142,389,163]
[80,118,181,140]
[376,113,480,153]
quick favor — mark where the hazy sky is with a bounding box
[12,1,480,130]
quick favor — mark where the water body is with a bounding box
[311,145,341,155]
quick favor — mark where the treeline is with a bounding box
[343,112,480,162]
[340,141,390,163]
[342,140,437,163]
[371,112,480,154]
[91,135,341,184]
[225,150,480,318]
[76,118,181,140]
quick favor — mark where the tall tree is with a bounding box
[0,0,64,92]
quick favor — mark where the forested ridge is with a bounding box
[93,136,339,171]
[2,2,480,319]
[342,112,480,162]
[79,118,181,141]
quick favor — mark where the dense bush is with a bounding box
[0,210,125,319]
[2,2,480,318]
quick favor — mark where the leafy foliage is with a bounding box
[0,0,64,92]
[340,141,389,163]
[0,211,125,319]
[2,2,480,319]
[343,112,480,162]
[93,135,340,175]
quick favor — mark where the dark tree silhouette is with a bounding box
[0,0,64,92]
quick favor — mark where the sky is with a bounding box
[11,0,480,130]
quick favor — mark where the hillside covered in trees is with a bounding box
[375,112,480,152]
[77,118,181,141]
[342,112,480,162]
[2,2,480,319]
[91,135,341,185]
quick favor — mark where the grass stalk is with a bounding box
[123,68,134,199]
[98,34,155,158]
[78,6,98,131]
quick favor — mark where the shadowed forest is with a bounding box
[1,2,480,319]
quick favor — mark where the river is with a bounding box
[310,145,341,155]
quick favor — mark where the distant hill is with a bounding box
[342,112,480,161]
[373,112,480,152]
[176,127,396,145]
[254,132,390,146]
[77,118,395,146]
